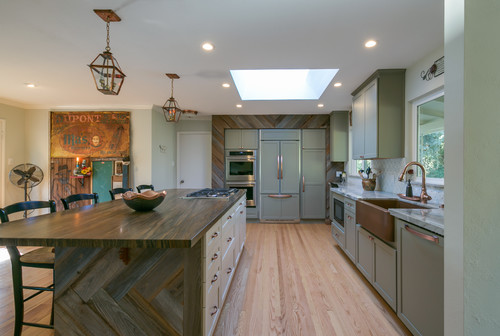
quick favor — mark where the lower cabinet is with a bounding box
[396,219,444,336]
[260,194,299,220]
[356,225,397,311]
[203,195,246,336]
[344,197,356,263]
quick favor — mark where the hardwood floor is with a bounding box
[0,224,410,336]
[214,223,411,336]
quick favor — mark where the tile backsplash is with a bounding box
[347,158,444,205]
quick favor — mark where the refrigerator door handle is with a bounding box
[277,155,280,179]
[280,155,283,179]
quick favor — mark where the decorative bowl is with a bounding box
[122,190,167,211]
[361,178,376,191]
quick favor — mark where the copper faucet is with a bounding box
[398,161,432,204]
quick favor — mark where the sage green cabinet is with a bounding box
[356,225,397,311]
[302,129,325,149]
[260,194,299,220]
[224,129,258,149]
[351,69,405,159]
[343,197,356,262]
[301,129,326,219]
[330,111,349,162]
[396,219,443,336]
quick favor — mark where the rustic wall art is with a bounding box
[50,111,130,158]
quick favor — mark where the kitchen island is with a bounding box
[0,189,246,336]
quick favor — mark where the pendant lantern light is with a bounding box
[88,9,126,95]
[163,74,183,123]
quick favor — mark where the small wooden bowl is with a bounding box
[122,190,167,211]
[361,178,376,191]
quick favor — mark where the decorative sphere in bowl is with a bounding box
[122,190,167,211]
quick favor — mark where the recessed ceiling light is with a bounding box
[230,69,339,100]
[334,82,342,87]
[318,104,324,108]
[365,40,377,48]
[202,42,214,51]
[236,104,242,108]
[222,83,230,88]
[25,83,36,88]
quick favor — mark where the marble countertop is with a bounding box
[330,186,444,236]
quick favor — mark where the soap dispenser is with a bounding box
[405,180,413,197]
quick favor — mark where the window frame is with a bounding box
[411,89,445,187]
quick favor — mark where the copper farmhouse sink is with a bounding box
[356,199,429,242]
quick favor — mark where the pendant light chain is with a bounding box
[105,19,111,52]
[170,78,174,98]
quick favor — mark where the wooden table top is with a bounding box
[0,189,245,249]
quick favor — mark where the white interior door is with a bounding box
[177,132,211,189]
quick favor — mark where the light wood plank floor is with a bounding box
[0,223,410,335]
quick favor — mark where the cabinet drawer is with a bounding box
[221,220,235,258]
[344,197,356,213]
[205,246,222,275]
[203,268,220,306]
[204,220,222,257]
[331,222,344,248]
[220,244,235,302]
[203,284,220,336]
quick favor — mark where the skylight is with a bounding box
[230,69,338,100]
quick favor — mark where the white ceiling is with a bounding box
[0,0,443,116]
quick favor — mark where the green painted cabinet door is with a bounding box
[260,141,280,194]
[91,161,113,202]
[241,130,258,149]
[280,141,300,194]
[301,149,325,218]
[302,129,325,149]
[225,129,241,149]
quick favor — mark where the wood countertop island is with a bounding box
[0,189,247,336]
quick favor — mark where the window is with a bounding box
[413,91,444,182]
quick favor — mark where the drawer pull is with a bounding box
[210,306,218,316]
[240,210,244,214]
[211,274,218,284]
[404,225,440,244]
[227,237,233,242]
[268,194,292,199]
[211,253,219,261]
[211,232,219,239]
[228,215,232,219]
[347,215,352,220]
[227,267,233,274]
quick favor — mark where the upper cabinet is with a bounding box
[302,129,325,149]
[351,69,405,160]
[224,129,259,149]
[330,111,349,162]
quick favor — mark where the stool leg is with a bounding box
[50,269,54,326]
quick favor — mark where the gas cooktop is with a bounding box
[185,188,238,199]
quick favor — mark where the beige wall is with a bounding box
[0,102,26,207]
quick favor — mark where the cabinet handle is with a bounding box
[268,194,292,199]
[404,225,440,244]
[280,155,283,179]
[240,210,244,214]
[227,237,233,242]
[227,267,233,274]
[211,232,219,239]
[347,215,352,220]
[211,273,218,284]
[302,176,305,192]
[211,253,219,261]
[228,215,232,219]
[210,306,218,316]
[277,155,280,179]
[369,236,374,241]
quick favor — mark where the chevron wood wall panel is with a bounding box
[212,115,343,218]
[54,243,202,335]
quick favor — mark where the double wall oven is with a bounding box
[225,150,256,207]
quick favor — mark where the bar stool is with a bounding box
[109,187,132,200]
[61,193,99,210]
[0,200,57,336]
[136,184,154,193]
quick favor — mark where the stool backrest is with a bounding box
[109,188,133,200]
[61,193,99,210]
[136,184,155,193]
[0,200,57,223]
